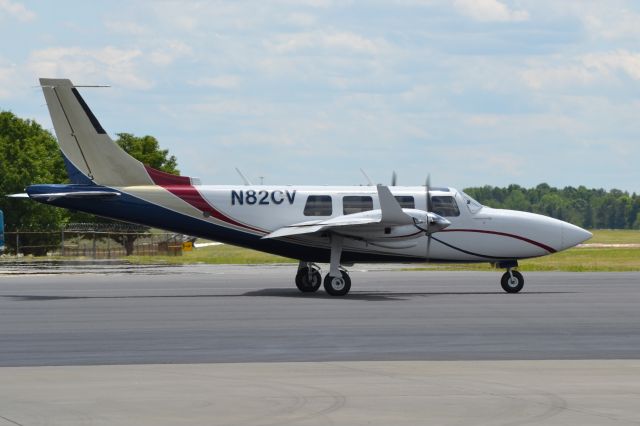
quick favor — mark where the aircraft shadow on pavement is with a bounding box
[3,289,574,303]
[242,288,575,301]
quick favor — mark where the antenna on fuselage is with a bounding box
[360,168,374,186]
[235,168,252,186]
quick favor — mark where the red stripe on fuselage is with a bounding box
[144,165,192,185]
[144,166,264,234]
[440,229,557,253]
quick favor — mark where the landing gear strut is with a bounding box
[323,233,351,296]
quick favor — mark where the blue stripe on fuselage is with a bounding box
[26,184,429,263]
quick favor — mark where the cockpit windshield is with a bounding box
[461,191,483,214]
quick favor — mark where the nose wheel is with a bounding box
[501,269,524,293]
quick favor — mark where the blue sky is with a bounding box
[1,0,639,192]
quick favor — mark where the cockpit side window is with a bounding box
[304,195,332,216]
[431,196,460,217]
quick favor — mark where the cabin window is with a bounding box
[394,196,415,209]
[304,195,333,216]
[343,196,373,215]
[431,196,460,217]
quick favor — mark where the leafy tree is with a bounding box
[0,111,69,254]
[115,133,179,174]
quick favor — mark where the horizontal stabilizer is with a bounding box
[25,191,121,202]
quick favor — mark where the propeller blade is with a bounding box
[425,174,432,212]
[391,171,397,186]
[425,174,432,262]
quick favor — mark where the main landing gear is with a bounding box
[498,261,524,293]
[323,269,351,296]
[296,262,352,296]
[296,233,352,296]
[295,262,322,293]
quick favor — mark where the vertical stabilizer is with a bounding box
[39,78,155,186]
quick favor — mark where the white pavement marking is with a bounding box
[0,360,639,426]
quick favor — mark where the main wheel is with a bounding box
[501,270,524,293]
[295,267,322,293]
[323,271,351,296]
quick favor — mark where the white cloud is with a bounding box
[0,65,17,98]
[274,0,332,7]
[267,31,383,54]
[522,50,640,90]
[148,40,193,66]
[0,0,35,22]
[104,19,148,36]
[583,50,640,80]
[285,12,316,27]
[27,46,153,90]
[188,75,241,90]
[538,1,640,41]
[453,0,529,22]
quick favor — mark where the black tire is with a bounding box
[323,271,351,296]
[501,270,524,293]
[295,267,322,293]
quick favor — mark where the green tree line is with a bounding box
[464,184,640,229]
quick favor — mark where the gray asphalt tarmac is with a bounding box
[1,264,639,366]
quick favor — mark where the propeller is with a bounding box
[426,174,432,261]
[391,171,397,186]
[410,174,450,263]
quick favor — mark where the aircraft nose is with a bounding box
[561,222,592,249]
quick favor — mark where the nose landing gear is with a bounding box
[496,260,524,293]
[501,269,524,293]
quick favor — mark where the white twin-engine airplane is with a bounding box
[17,78,592,296]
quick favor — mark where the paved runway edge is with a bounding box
[1,360,639,426]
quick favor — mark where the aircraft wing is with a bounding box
[263,184,415,240]
[263,216,381,239]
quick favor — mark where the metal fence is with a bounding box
[2,231,184,258]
